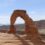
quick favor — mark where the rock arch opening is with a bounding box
[15,17,25,24]
[15,17,25,34]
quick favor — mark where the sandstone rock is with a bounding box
[8,10,45,45]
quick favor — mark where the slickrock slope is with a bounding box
[0,33,34,45]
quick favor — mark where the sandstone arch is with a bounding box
[8,10,45,45]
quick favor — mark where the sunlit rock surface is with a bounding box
[0,33,34,45]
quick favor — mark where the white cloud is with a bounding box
[0,0,15,7]
[27,10,45,21]
[7,0,15,3]
[30,11,37,14]
[0,14,10,25]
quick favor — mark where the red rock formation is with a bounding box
[8,10,45,45]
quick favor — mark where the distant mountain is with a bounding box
[34,20,45,29]
[0,20,45,31]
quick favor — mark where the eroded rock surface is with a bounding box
[8,10,45,45]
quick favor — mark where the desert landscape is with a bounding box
[0,10,45,45]
[0,20,45,45]
[0,0,45,45]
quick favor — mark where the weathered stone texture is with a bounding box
[8,10,45,45]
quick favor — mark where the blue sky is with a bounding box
[0,0,45,25]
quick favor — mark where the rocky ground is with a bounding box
[0,32,45,45]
